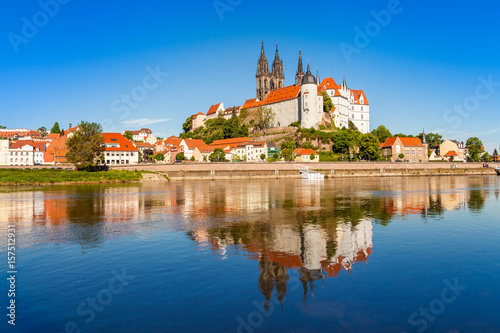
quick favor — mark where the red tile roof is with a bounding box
[242,98,263,109]
[163,136,182,146]
[444,150,458,157]
[182,138,212,151]
[134,142,154,148]
[102,133,138,151]
[351,89,369,105]
[262,85,301,105]
[321,78,340,90]
[207,103,222,116]
[382,137,424,147]
[210,137,254,146]
[294,148,319,156]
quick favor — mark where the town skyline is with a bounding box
[1,1,499,152]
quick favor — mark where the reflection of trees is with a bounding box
[426,196,445,218]
[468,190,485,213]
[66,185,105,248]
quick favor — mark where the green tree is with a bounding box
[493,148,499,156]
[398,153,405,160]
[0,125,6,129]
[309,152,315,161]
[190,156,195,161]
[182,115,194,134]
[348,120,358,131]
[483,152,491,162]
[320,91,333,112]
[123,131,133,141]
[417,132,442,145]
[175,153,185,161]
[155,153,165,162]
[466,137,483,162]
[37,126,48,137]
[51,122,61,134]
[260,153,266,160]
[138,151,143,162]
[257,107,275,130]
[281,148,294,161]
[393,133,414,138]
[371,125,392,144]
[209,148,227,162]
[359,133,381,160]
[301,141,314,149]
[65,121,104,170]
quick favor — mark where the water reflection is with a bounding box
[0,176,496,304]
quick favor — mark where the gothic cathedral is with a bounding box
[256,43,284,100]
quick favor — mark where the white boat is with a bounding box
[300,169,325,179]
[495,167,500,176]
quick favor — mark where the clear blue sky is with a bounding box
[1,0,499,152]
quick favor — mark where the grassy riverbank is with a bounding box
[0,168,147,185]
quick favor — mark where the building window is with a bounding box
[361,114,363,120]
[412,149,416,155]
[405,148,410,155]
[418,149,422,155]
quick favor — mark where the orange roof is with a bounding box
[321,78,340,90]
[193,112,205,118]
[294,148,319,156]
[262,85,301,105]
[47,133,61,140]
[163,136,182,146]
[134,142,153,148]
[317,85,326,95]
[444,150,458,157]
[207,103,222,115]
[242,98,263,109]
[45,135,69,163]
[382,137,424,147]
[351,89,369,105]
[182,138,212,151]
[210,137,254,146]
[102,133,138,151]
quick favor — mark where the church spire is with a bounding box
[422,129,427,144]
[316,67,320,85]
[295,51,305,85]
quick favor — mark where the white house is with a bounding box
[102,133,139,165]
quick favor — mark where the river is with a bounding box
[1,175,499,332]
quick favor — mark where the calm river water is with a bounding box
[1,176,500,333]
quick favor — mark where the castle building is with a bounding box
[197,44,371,133]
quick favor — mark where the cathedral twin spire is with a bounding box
[256,43,284,100]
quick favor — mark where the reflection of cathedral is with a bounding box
[194,218,373,307]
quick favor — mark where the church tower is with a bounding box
[256,43,270,100]
[270,45,285,91]
[295,51,305,86]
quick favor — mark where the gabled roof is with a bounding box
[102,133,138,151]
[182,138,212,151]
[46,133,61,140]
[321,78,340,90]
[134,142,154,148]
[163,136,182,146]
[382,137,424,147]
[293,148,319,156]
[207,103,222,115]
[444,151,458,157]
[351,89,369,105]
[210,137,254,146]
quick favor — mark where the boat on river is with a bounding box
[495,167,500,176]
[300,168,325,179]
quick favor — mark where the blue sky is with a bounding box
[1,0,499,152]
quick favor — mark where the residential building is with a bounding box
[429,140,468,162]
[134,142,154,161]
[266,142,281,158]
[206,103,225,120]
[380,137,428,163]
[192,112,207,130]
[222,106,241,120]
[123,128,153,142]
[180,139,213,161]
[0,129,43,141]
[9,141,35,166]
[102,133,138,166]
[44,135,70,165]
[293,148,319,162]
[0,140,9,165]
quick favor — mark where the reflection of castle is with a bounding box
[194,218,373,307]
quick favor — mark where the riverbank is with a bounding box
[109,162,498,181]
[0,169,166,186]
